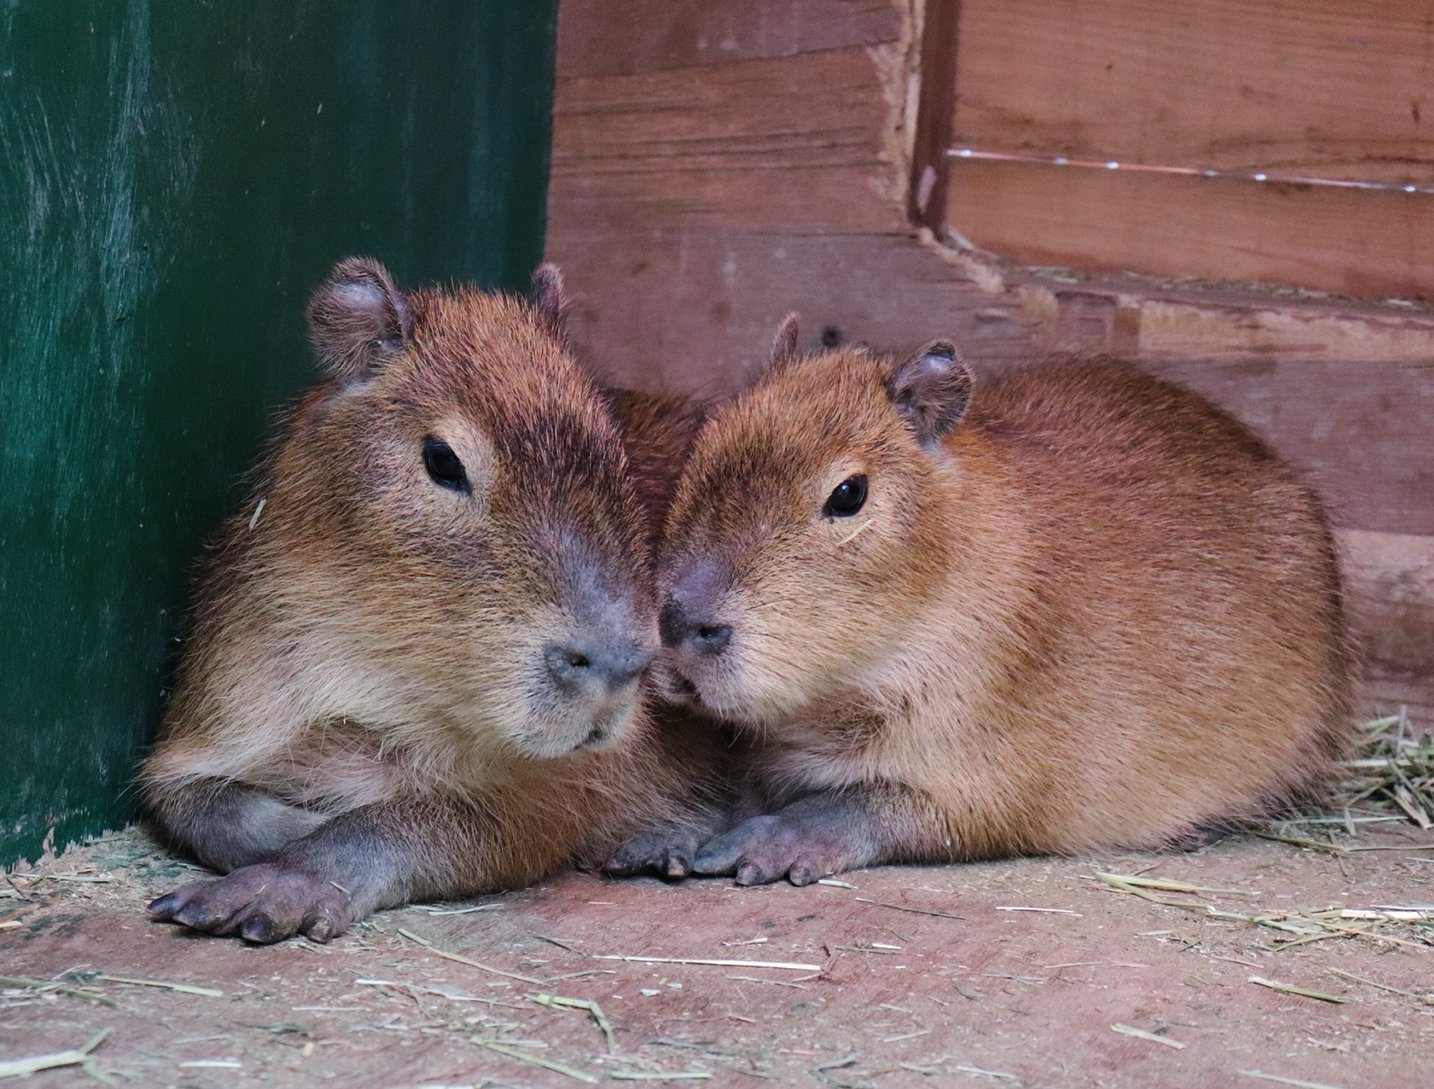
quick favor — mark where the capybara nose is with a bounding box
[660,558,732,655]
[658,597,732,657]
[544,637,651,695]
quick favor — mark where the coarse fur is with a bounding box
[648,329,1353,885]
[141,259,720,941]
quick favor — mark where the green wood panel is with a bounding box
[0,1,557,867]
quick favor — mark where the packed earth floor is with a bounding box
[2,817,1431,1089]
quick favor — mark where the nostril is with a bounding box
[546,640,649,696]
[691,622,732,655]
[545,644,592,689]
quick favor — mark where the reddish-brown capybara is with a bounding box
[644,318,1351,886]
[142,259,720,941]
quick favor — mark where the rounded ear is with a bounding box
[305,257,413,381]
[771,311,801,364]
[887,340,974,450]
[529,263,568,336]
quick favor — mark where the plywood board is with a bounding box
[552,46,909,230]
[945,158,1434,299]
[558,0,901,79]
[951,0,1434,183]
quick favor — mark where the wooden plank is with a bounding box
[1341,530,1434,723]
[551,47,908,230]
[944,157,1434,299]
[547,224,1039,394]
[557,0,901,79]
[950,0,1434,183]
[908,0,960,227]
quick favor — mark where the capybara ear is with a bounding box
[529,263,568,336]
[887,340,974,450]
[305,257,413,381]
[770,311,802,365]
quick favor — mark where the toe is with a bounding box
[240,909,300,944]
[146,891,183,920]
[735,860,782,886]
[787,861,824,886]
[664,852,692,879]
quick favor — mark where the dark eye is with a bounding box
[422,436,470,494]
[824,474,867,517]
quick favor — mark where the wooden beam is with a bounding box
[950,0,1434,184]
[908,0,961,227]
[945,158,1434,299]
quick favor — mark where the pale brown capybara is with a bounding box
[142,259,720,940]
[643,319,1351,886]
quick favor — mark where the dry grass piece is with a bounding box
[398,928,546,985]
[0,1028,111,1083]
[1110,1023,1184,1049]
[0,975,115,1008]
[529,994,617,1054]
[472,1038,597,1083]
[94,974,223,998]
[1247,976,1345,1003]
[593,954,820,971]
[1238,1071,1352,1089]
[609,1073,713,1082]
[1335,712,1434,825]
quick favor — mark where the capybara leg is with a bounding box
[148,794,503,943]
[147,778,328,873]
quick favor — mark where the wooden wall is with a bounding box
[945,0,1434,299]
[546,0,1434,722]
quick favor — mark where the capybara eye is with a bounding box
[422,436,470,494]
[824,474,867,518]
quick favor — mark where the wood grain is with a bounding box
[552,46,908,229]
[550,225,1039,394]
[557,0,901,79]
[1342,530,1434,723]
[950,0,1434,182]
[945,157,1434,299]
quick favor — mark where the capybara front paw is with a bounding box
[147,863,352,943]
[693,813,859,887]
[603,826,703,879]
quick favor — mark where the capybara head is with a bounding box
[654,317,975,726]
[279,258,654,758]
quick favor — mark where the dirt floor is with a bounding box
[2,822,1431,1089]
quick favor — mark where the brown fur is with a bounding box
[604,388,707,549]
[653,338,1353,884]
[141,259,719,941]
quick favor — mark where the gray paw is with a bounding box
[147,863,352,943]
[603,827,703,879]
[693,813,860,887]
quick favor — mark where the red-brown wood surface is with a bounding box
[942,0,1434,296]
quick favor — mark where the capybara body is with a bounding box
[652,332,1351,885]
[142,260,717,940]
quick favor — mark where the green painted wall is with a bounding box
[0,1,558,867]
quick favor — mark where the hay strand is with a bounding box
[1110,1024,1184,1049]
[472,1039,596,1083]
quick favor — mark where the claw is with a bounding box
[146,863,353,944]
